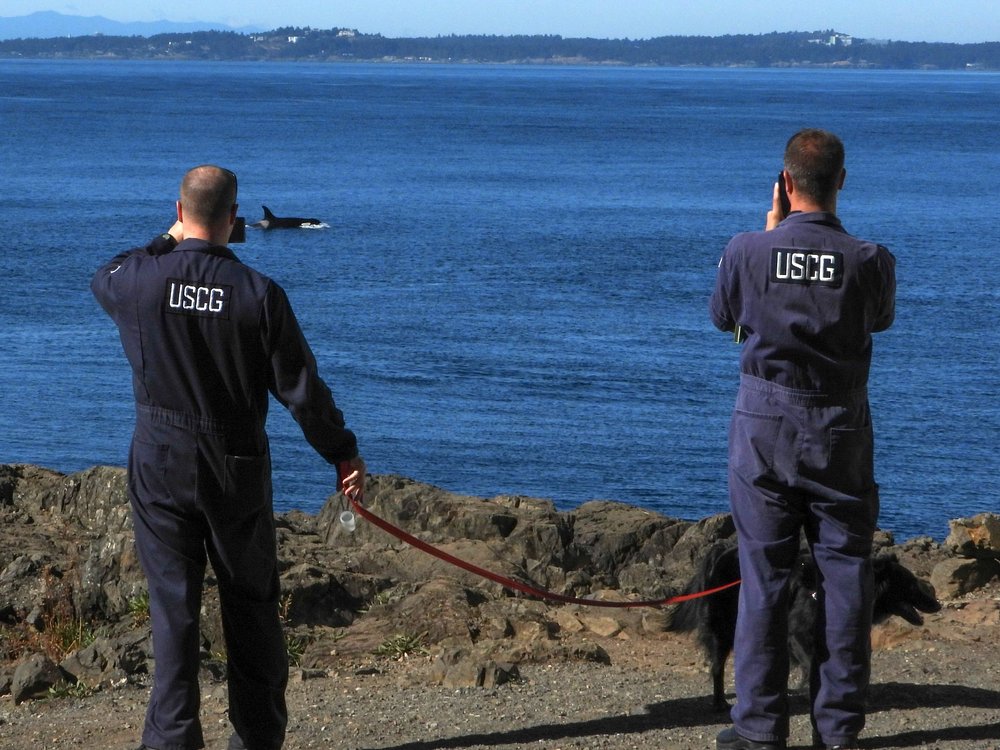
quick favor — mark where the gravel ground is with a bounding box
[3,586,999,750]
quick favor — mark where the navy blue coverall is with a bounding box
[92,234,359,750]
[709,211,896,747]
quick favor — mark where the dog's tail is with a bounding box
[666,540,738,632]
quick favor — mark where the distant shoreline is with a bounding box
[1,55,996,74]
[1,27,998,70]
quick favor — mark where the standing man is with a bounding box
[92,165,366,750]
[709,130,896,750]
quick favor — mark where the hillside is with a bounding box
[0,22,997,69]
[0,10,261,39]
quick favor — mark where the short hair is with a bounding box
[783,129,844,207]
[180,165,238,224]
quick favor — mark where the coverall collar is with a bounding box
[779,211,845,233]
[174,237,241,262]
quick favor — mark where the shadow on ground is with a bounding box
[364,682,1000,750]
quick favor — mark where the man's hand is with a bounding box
[167,220,184,243]
[337,456,367,501]
[765,180,785,231]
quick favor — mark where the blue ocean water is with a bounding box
[1,60,997,541]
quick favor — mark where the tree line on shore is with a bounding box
[1,28,998,69]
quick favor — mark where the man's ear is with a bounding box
[782,169,794,195]
[176,200,184,222]
[838,168,847,190]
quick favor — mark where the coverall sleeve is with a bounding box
[709,247,737,333]
[871,246,896,333]
[262,282,359,465]
[91,235,176,318]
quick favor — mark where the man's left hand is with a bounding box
[167,220,184,243]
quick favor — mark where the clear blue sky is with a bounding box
[3,0,998,44]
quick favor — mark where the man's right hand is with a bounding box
[338,456,367,502]
[765,181,785,231]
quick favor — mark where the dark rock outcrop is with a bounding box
[0,462,983,699]
[945,512,1000,559]
[11,653,64,704]
[931,512,1000,598]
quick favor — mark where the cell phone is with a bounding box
[230,216,246,243]
[777,171,790,216]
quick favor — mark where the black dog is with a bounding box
[669,540,941,709]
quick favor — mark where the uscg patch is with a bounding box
[770,248,843,288]
[165,278,232,319]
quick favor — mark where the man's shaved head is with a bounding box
[180,165,238,225]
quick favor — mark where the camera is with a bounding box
[230,216,246,243]
[777,171,790,216]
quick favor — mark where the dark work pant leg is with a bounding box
[727,402,803,744]
[129,438,207,750]
[217,574,288,750]
[204,453,288,750]
[729,473,802,743]
[806,485,879,744]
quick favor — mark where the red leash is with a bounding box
[348,496,740,608]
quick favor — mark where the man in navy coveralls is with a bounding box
[709,130,896,750]
[92,165,366,750]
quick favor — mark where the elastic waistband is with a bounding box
[739,373,868,407]
[136,403,253,436]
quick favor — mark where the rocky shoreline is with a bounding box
[1,463,998,749]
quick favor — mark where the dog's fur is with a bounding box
[668,540,941,709]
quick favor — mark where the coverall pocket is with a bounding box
[729,409,782,479]
[828,426,875,493]
[222,454,271,513]
[128,439,172,503]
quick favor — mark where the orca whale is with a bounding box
[252,206,325,230]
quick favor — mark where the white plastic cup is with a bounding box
[339,510,356,533]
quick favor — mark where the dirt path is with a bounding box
[4,592,999,750]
